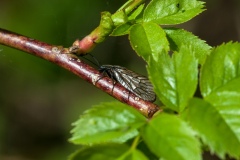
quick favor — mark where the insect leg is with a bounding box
[94,70,106,85]
[95,70,116,96]
[108,72,116,95]
[127,90,131,101]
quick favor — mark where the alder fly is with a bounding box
[98,65,156,102]
[84,55,156,102]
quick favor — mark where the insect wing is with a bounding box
[109,66,156,102]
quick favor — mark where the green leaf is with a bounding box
[112,10,128,26]
[111,4,145,37]
[128,149,148,160]
[148,45,198,112]
[143,0,205,24]
[69,144,148,160]
[141,113,201,160]
[164,28,211,64]
[185,98,240,159]
[111,23,132,36]
[68,144,129,160]
[128,4,145,21]
[117,149,149,160]
[70,102,146,145]
[200,42,240,97]
[129,22,169,61]
[205,77,240,107]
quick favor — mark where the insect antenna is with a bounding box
[88,53,101,67]
[81,54,115,83]
[80,54,100,68]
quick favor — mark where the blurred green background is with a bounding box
[0,0,239,160]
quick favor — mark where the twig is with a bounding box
[0,28,160,118]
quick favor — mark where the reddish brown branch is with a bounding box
[0,28,160,118]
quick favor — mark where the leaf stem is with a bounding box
[69,0,145,55]
[118,0,145,15]
[130,135,141,150]
[116,135,141,159]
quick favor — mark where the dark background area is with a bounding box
[0,0,239,160]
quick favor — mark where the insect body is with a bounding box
[99,65,156,102]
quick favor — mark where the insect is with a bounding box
[98,65,156,102]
